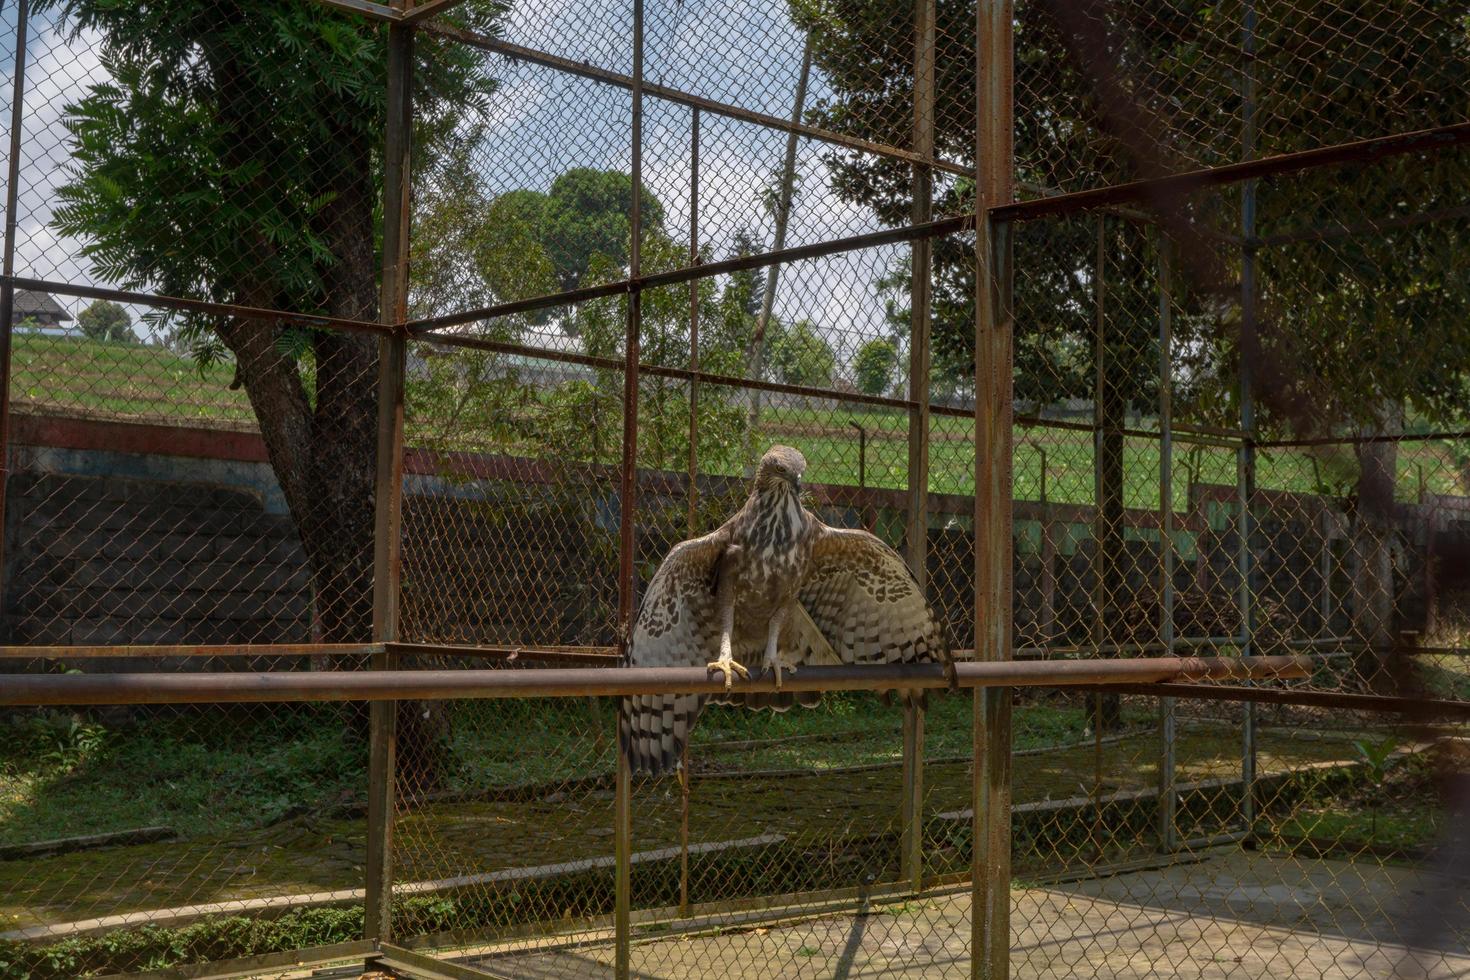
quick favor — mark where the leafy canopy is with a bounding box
[76,299,133,343]
[853,337,898,396]
[44,0,505,356]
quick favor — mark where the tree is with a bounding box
[766,319,835,388]
[854,338,899,396]
[46,0,507,786]
[76,299,133,343]
[800,0,1470,703]
[409,151,556,327]
[542,168,665,292]
[570,201,749,476]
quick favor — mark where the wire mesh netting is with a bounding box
[0,0,1469,977]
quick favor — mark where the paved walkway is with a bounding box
[463,852,1470,979]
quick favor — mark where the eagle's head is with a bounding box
[755,444,806,496]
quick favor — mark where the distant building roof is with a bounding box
[12,289,72,323]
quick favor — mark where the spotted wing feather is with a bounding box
[797,523,951,673]
[618,528,728,776]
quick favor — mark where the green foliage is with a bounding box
[565,217,752,474]
[853,337,899,396]
[766,319,836,388]
[410,150,558,321]
[802,0,1470,433]
[0,707,365,845]
[74,300,132,343]
[0,905,366,979]
[542,168,666,291]
[1352,737,1401,784]
[13,711,111,776]
[43,0,504,359]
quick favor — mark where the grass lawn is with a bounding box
[15,334,1465,505]
[0,696,1139,847]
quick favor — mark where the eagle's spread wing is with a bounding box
[797,522,951,670]
[618,528,728,776]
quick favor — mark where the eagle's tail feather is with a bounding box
[714,690,823,711]
[619,692,704,777]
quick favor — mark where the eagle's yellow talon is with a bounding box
[706,658,749,691]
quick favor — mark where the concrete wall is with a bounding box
[4,412,1458,664]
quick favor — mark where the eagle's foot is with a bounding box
[706,656,750,691]
[763,656,798,690]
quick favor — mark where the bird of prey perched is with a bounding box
[619,445,952,776]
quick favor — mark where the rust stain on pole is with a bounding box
[973,1,1014,978]
[1157,231,1177,852]
[902,0,937,897]
[365,18,414,948]
[687,108,701,536]
[615,4,645,975]
[0,0,32,612]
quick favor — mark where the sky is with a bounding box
[0,0,909,370]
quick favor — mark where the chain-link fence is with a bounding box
[1,0,1469,977]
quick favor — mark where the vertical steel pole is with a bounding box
[973,2,1013,978]
[687,108,701,536]
[365,16,413,947]
[0,0,30,618]
[1090,217,1106,814]
[679,107,699,919]
[901,0,936,896]
[1239,0,1259,835]
[614,3,644,975]
[1156,233,1177,852]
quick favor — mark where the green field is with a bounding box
[11,333,1466,505]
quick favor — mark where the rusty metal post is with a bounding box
[1156,233,1177,852]
[1238,0,1260,835]
[678,106,700,920]
[972,1,1013,977]
[901,0,936,896]
[687,108,701,535]
[0,0,30,623]
[364,16,413,947]
[614,2,644,975]
[1090,216,1106,809]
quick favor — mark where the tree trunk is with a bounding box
[1351,401,1401,692]
[1095,391,1127,731]
[213,143,449,793]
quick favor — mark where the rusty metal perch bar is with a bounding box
[0,656,1310,706]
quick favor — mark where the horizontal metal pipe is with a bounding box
[400,0,471,23]
[0,643,382,660]
[1004,411,1244,447]
[989,121,1470,224]
[1080,683,1470,719]
[386,642,618,664]
[1261,428,1470,449]
[1256,203,1470,249]
[312,0,400,20]
[0,656,1309,706]
[406,214,973,333]
[3,276,390,337]
[419,330,921,411]
[1016,637,1244,658]
[420,22,966,179]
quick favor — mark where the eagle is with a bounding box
[619,445,952,776]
